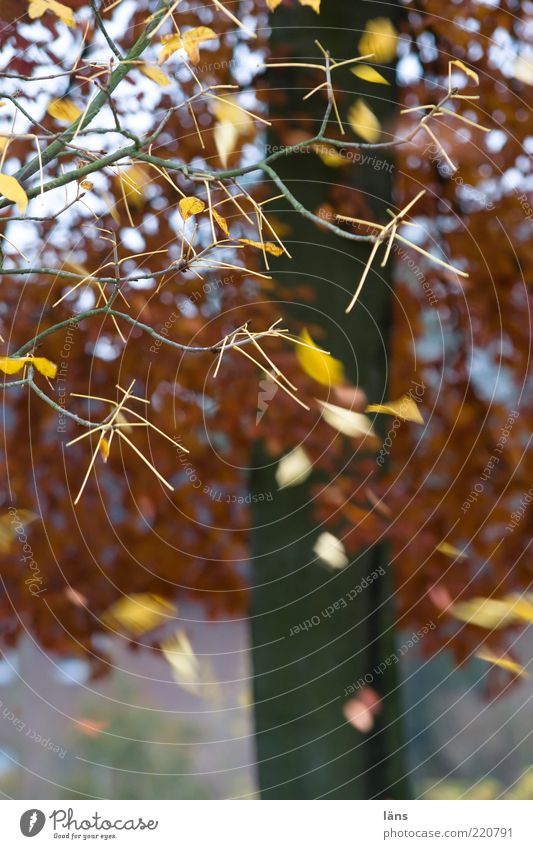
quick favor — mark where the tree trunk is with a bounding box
[250,0,410,799]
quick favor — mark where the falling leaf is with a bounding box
[161,629,201,694]
[211,96,255,167]
[0,510,38,554]
[343,698,374,732]
[358,17,398,63]
[28,0,76,28]
[318,399,376,439]
[102,593,176,636]
[179,196,205,220]
[313,532,349,569]
[348,99,381,143]
[298,0,320,12]
[428,584,453,611]
[351,65,389,84]
[212,208,229,236]
[275,446,312,488]
[239,238,282,255]
[116,411,132,434]
[314,145,346,167]
[436,541,466,559]
[476,648,529,678]
[366,395,424,424]
[0,174,28,213]
[450,59,479,87]
[214,121,239,168]
[158,27,217,64]
[140,63,171,86]
[453,595,533,630]
[451,597,518,630]
[215,95,256,131]
[47,98,81,124]
[0,356,26,375]
[65,586,88,607]
[114,165,151,210]
[0,355,56,377]
[296,328,344,386]
[513,55,533,85]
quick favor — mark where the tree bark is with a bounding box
[250,0,410,799]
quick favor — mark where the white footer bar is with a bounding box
[3,800,532,848]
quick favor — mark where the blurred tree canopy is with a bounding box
[0,0,531,799]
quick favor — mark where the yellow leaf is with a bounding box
[318,399,376,438]
[266,0,283,8]
[48,0,75,25]
[28,0,76,27]
[358,18,398,64]
[214,121,239,168]
[158,27,217,64]
[212,208,229,236]
[351,65,390,85]
[314,532,348,569]
[296,328,344,386]
[299,0,320,12]
[179,196,205,220]
[0,510,38,554]
[47,98,81,124]
[161,629,201,694]
[0,173,28,213]
[158,34,182,64]
[506,595,533,623]
[28,356,57,378]
[450,59,479,87]
[211,96,255,166]
[0,356,27,375]
[102,593,176,636]
[140,63,171,86]
[116,411,132,434]
[239,238,283,256]
[79,180,93,190]
[99,436,110,463]
[436,541,466,560]
[114,165,150,210]
[476,649,529,678]
[348,98,381,143]
[366,395,424,424]
[275,446,312,489]
[453,595,533,630]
